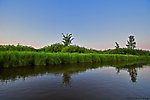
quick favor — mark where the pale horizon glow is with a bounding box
[0,0,150,50]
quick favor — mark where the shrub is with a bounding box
[39,43,65,52]
[0,45,36,51]
[103,48,150,55]
[61,45,88,53]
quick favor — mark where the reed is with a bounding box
[0,51,150,68]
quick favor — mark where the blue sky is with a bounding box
[0,0,150,50]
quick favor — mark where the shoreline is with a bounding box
[0,51,150,68]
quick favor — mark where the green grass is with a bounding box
[0,51,150,68]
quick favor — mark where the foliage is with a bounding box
[115,42,120,49]
[126,35,136,49]
[62,33,74,46]
[61,45,88,53]
[61,45,102,53]
[38,43,65,52]
[103,48,150,55]
[0,44,150,56]
[0,45,36,51]
[0,51,150,68]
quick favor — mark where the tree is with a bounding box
[62,33,74,46]
[126,35,136,49]
[115,42,120,49]
[17,43,20,46]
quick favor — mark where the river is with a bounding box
[0,62,150,100]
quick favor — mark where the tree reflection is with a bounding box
[0,62,149,84]
[128,68,137,82]
[62,73,72,87]
[116,64,143,83]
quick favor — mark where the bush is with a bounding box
[61,45,87,53]
[1,44,150,56]
[103,48,150,55]
[0,45,36,51]
[61,45,102,53]
[39,43,65,52]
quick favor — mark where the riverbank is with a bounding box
[0,51,150,68]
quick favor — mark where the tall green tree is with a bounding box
[126,35,136,49]
[115,42,120,49]
[62,33,74,46]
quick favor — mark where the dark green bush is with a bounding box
[1,44,150,55]
[61,45,88,53]
[61,45,102,53]
[103,48,150,55]
[0,45,36,51]
[38,43,65,52]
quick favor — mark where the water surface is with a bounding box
[0,62,150,100]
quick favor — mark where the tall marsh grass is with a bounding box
[0,51,150,68]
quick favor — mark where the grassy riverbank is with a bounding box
[0,51,150,68]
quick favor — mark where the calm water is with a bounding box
[0,62,150,100]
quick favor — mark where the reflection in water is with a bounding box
[62,73,71,87]
[115,63,143,83]
[128,68,137,82]
[0,61,150,86]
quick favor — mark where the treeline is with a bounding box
[0,34,150,55]
[0,43,102,53]
[0,45,36,51]
[39,43,102,53]
[103,48,150,55]
[0,43,150,55]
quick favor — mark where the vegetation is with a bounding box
[37,44,103,53]
[38,43,65,52]
[0,45,36,51]
[0,34,149,55]
[0,44,150,55]
[0,34,150,68]
[103,48,150,55]
[126,35,136,49]
[61,45,87,53]
[0,51,150,68]
[62,33,74,46]
[61,45,102,53]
